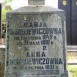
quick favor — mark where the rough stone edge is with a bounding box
[61,70,68,77]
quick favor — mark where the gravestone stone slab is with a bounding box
[28,0,45,5]
[0,48,5,77]
[58,0,71,45]
[6,0,68,77]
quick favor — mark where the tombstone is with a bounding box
[6,0,68,77]
[58,0,71,45]
[0,47,5,77]
[58,0,77,45]
[71,0,77,45]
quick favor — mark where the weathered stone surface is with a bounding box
[6,5,68,77]
[0,48,5,77]
[28,0,45,5]
[9,6,63,13]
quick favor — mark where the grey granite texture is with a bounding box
[6,5,68,77]
[28,0,45,5]
[9,6,64,14]
[0,48,5,77]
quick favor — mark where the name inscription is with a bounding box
[7,19,64,77]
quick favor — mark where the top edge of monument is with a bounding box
[7,6,64,14]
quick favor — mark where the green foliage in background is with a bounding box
[2,9,11,22]
[68,65,77,77]
[5,0,13,3]
[8,0,13,2]
[2,0,13,22]
[2,6,11,38]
